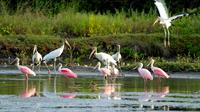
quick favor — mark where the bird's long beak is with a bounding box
[133,65,138,70]
[146,62,151,67]
[89,48,96,59]
[10,58,17,65]
[65,39,72,50]
[153,18,159,26]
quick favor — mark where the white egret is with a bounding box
[153,0,188,47]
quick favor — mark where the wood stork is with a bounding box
[43,39,71,72]
[32,45,42,72]
[89,47,117,66]
[12,57,36,80]
[147,58,169,79]
[153,0,189,47]
[112,45,122,64]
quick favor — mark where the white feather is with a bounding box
[43,44,64,62]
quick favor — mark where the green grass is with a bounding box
[0,4,200,72]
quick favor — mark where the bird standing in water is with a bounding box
[12,57,36,80]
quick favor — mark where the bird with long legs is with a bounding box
[11,57,36,80]
[147,58,169,80]
[32,45,42,72]
[94,62,111,79]
[153,0,188,47]
[89,47,117,66]
[58,63,77,78]
[43,39,71,73]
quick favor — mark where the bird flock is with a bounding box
[9,0,183,81]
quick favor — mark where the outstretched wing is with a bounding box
[154,0,169,19]
[169,13,189,21]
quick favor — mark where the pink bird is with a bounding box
[58,63,77,78]
[12,57,36,80]
[136,63,153,81]
[94,62,111,79]
[147,58,169,79]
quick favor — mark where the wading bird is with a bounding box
[58,63,77,78]
[89,47,117,66]
[43,39,71,72]
[94,62,111,79]
[12,57,36,80]
[135,63,153,81]
[153,0,188,47]
[147,58,169,79]
[112,45,122,64]
[32,45,42,72]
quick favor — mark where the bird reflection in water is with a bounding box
[138,85,170,111]
[98,80,121,100]
[20,80,36,98]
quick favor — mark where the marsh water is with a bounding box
[0,71,200,111]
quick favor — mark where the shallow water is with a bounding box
[0,72,200,112]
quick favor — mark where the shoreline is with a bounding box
[0,65,200,79]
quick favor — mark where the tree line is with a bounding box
[1,0,200,14]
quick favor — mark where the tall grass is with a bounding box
[0,3,199,37]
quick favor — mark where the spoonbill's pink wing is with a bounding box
[139,68,153,80]
[19,66,36,76]
[153,67,169,78]
[60,68,77,78]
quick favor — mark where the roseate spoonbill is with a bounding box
[135,63,153,81]
[153,0,188,47]
[12,57,36,80]
[58,63,77,78]
[112,45,122,64]
[94,62,111,79]
[43,39,71,72]
[32,45,42,72]
[89,47,117,66]
[147,58,169,79]
[110,65,119,77]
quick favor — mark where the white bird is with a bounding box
[112,45,122,64]
[43,39,71,72]
[153,0,188,47]
[32,45,42,72]
[89,47,117,66]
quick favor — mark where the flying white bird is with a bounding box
[89,47,117,66]
[153,0,188,47]
[32,45,42,72]
[43,39,71,72]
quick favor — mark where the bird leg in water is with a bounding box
[54,58,57,73]
[25,74,28,80]
[167,28,170,47]
[163,26,167,47]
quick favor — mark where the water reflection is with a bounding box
[138,85,170,111]
[98,80,121,100]
[20,80,36,98]
[42,77,76,99]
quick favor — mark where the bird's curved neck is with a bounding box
[58,65,62,71]
[150,61,154,69]
[118,46,120,52]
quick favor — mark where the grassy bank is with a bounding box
[0,6,200,72]
[0,34,200,72]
